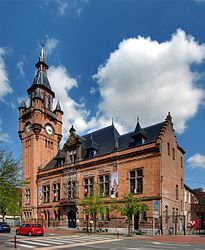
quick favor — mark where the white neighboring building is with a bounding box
[184,184,198,229]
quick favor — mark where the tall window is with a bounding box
[181,178,183,189]
[43,185,50,203]
[99,175,110,196]
[176,185,179,200]
[68,180,76,199]
[129,169,143,194]
[181,156,183,168]
[172,208,175,223]
[84,177,94,197]
[173,148,175,160]
[176,208,178,223]
[48,96,52,110]
[141,210,147,222]
[25,189,30,205]
[53,183,60,202]
[167,142,170,155]
[165,205,168,223]
[70,149,77,163]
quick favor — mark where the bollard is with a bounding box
[14,235,17,248]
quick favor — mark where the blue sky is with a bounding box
[0,0,205,190]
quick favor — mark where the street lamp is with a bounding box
[41,213,44,227]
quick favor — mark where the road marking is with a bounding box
[33,239,64,244]
[20,240,50,246]
[7,241,35,248]
[151,242,192,247]
[37,238,121,250]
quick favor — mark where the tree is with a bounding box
[113,193,147,236]
[0,144,22,221]
[79,194,107,232]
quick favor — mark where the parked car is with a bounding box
[0,222,11,233]
[16,223,44,236]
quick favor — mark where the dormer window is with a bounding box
[88,149,97,158]
[70,149,77,163]
[85,134,98,159]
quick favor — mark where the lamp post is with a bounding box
[41,213,44,227]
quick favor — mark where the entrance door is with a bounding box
[68,210,76,228]
[134,214,139,230]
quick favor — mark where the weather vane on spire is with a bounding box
[39,39,46,63]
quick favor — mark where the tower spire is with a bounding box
[35,44,48,70]
[39,43,46,63]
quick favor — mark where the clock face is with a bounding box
[25,123,31,133]
[45,125,53,135]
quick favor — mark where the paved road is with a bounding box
[1,231,205,250]
[0,233,119,249]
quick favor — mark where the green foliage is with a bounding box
[79,193,107,231]
[0,144,22,218]
[113,193,147,235]
[80,194,107,216]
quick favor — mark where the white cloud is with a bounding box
[187,154,205,170]
[57,0,69,16]
[90,86,97,95]
[56,0,88,17]
[48,66,90,137]
[44,36,59,56]
[0,119,9,142]
[47,65,124,141]
[17,61,25,77]
[94,29,205,133]
[0,48,13,101]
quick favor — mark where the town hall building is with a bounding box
[18,48,185,234]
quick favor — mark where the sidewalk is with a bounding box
[132,234,205,244]
[45,227,79,235]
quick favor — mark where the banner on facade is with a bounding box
[153,200,159,218]
[38,185,42,205]
[111,172,118,198]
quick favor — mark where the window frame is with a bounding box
[43,185,50,203]
[129,168,143,194]
[84,177,94,197]
[98,174,110,197]
[53,183,60,202]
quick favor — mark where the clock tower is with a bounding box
[18,47,63,221]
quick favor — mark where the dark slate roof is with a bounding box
[43,150,65,171]
[41,122,165,171]
[32,71,52,90]
[81,125,120,158]
[18,100,26,110]
[85,134,99,150]
[132,121,147,140]
[118,122,165,150]
[55,101,62,112]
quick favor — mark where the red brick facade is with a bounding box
[19,50,185,235]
